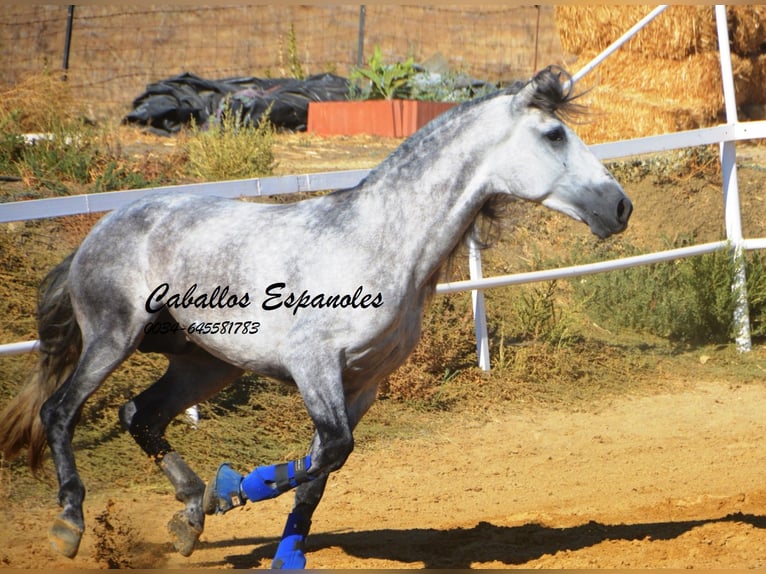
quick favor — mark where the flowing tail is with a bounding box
[0,252,82,473]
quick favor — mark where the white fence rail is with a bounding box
[1,5,764,367]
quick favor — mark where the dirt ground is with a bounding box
[1,375,766,569]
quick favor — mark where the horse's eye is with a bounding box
[544,125,566,143]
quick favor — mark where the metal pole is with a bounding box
[356,5,366,68]
[715,4,751,352]
[533,5,541,72]
[569,5,668,86]
[62,5,75,80]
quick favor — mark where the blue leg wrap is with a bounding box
[203,462,247,515]
[241,455,313,503]
[204,456,314,515]
[272,511,311,570]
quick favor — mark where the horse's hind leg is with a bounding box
[119,346,243,556]
[40,336,136,558]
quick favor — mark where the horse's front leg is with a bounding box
[204,374,379,569]
[271,383,380,568]
[271,384,379,568]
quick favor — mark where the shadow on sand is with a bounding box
[188,511,766,568]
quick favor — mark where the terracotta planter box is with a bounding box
[307,99,456,138]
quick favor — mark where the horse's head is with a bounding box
[484,66,632,239]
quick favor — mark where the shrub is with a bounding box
[571,240,766,345]
[182,101,276,181]
[14,121,100,187]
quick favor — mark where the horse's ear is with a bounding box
[511,66,574,116]
[511,77,538,113]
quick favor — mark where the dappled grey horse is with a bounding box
[0,66,631,568]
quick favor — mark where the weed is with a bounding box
[742,250,766,339]
[286,23,305,80]
[16,122,99,186]
[605,145,720,185]
[182,102,276,181]
[509,281,577,345]
[0,113,25,175]
[0,70,82,133]
[570,239,766,345]
[381,294,476,406]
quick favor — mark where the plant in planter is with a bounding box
[307,46,457,138]
[347,46,417,101]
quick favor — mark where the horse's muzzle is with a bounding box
[587,187,633,239]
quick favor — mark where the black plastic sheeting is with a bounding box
[123,72,350,135]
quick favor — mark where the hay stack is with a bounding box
[556,5,717,60]
[555,5,766,143]
[728,5,766,56]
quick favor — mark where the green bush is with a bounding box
[0,112,25,175]
[16,121,100,187]
[571,241,766,345]
[502,280,577,346]
[0,73,176,194]
[744,250,766,339]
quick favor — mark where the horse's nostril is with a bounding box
[617,198,632,223]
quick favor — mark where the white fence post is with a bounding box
[468,241,491,371]
[715,4,751,352]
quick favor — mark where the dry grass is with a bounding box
[0,70,83,133]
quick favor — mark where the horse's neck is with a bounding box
[354,129,495,291]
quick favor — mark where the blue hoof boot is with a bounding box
[203,463,246,515]
[271,534,307,569]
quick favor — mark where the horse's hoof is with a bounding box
[272,534,307,569]
[49,516,83,558]
[167,511,202,557]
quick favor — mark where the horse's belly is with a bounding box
[341,312,423,388]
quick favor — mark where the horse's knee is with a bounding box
[313,434,354,474]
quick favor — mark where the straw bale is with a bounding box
[728,6,766,56]
[744,54,766,106]
[570,89,702,145]
[575,50,723,115]
[555,6,717,60]
[567,48,766,144]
